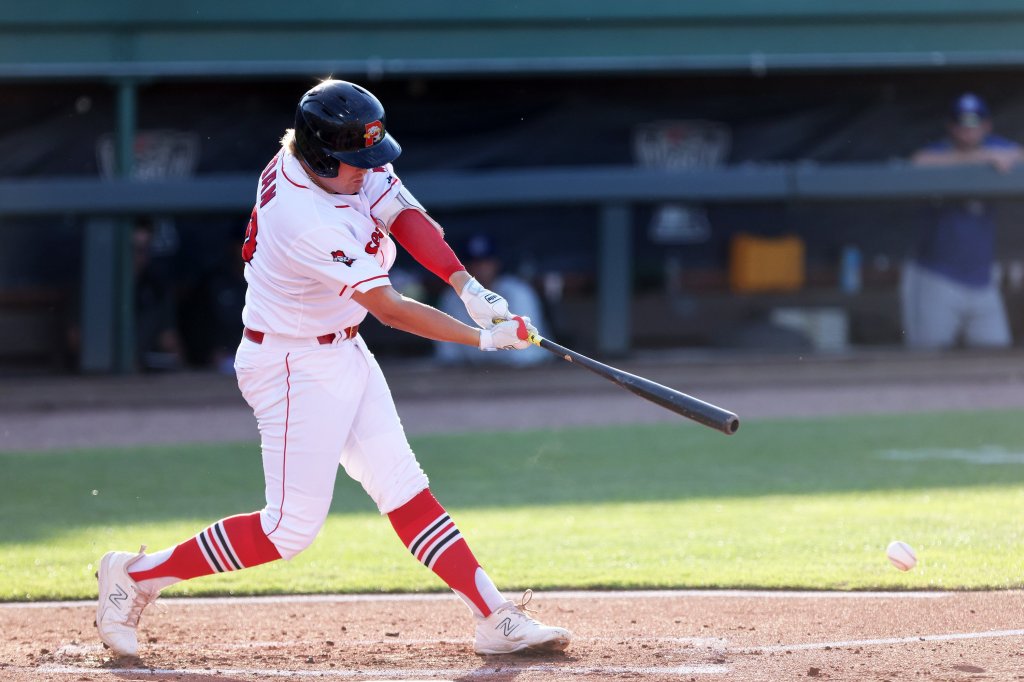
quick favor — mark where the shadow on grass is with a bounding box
[4,410,1024,542]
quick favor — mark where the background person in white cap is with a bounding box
[901,92,1021,349]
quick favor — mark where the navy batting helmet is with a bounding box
[293,80,402,177]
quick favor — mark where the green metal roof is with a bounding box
[4,1,1024,79]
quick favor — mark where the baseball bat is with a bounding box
[529,333,740,435]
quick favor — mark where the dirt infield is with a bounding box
[3,591,1024,681]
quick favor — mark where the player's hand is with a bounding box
[990,152,1018,174]
[459,276,510,329]
[479,316,537,351]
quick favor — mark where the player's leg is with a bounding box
[907,264,962,349]
[340,341,570,654]
[97,342,368,655]
[246,343,368,560]
[964,284,1012,348]
[337,343,502,616]
[899,259,920,347]
[95,509,283,656]
[130,344,364,575]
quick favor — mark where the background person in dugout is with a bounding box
[95,80,571,658]
[435,233,550,367]
[901,92,1020,349]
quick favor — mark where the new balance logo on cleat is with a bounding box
[109,585,129,608]
[474,593,572,655]
[496,617,520,637]
[96,547,160,657]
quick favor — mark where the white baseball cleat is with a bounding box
[474,591,572,655]
[95,546,159,656]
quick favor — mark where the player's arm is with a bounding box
[353,285,533,350]
[286,225,528,347]
[986,144,1024,173]
[379,187,514,328]
[912,144,1023,171]
[912,148,981,166]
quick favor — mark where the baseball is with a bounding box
[886,540,917,571]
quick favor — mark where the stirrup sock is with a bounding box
[129,512,282,591]
[388,488,504,618]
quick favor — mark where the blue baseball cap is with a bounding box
[951,93,990,127]
[463,234,498,260]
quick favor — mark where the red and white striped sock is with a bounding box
[129,511,282,592]
[388,488,505,618]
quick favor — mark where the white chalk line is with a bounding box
[1,588,955,610]
[55,636,725,657]
[36,629,1024,679]
[44,635,730,679]
[35,663,731,678]
[879,446,1024,465]
[736,628,1024,653]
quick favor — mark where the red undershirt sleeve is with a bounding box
[389,209,466,282]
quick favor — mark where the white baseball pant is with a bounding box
[234,332,429,559]
[900,260,1011,350]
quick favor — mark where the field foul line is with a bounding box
[35,630,1024,678]
[736,628,1024,653]
[36,663,731,678]
[54,636,725,656]
[52,629,1024,656]
[1,589,955,609]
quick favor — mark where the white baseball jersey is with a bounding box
[233,147,429,556]
[240,149,404,337]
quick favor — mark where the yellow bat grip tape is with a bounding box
[492,317,544,346]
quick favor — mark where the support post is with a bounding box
[79,219,118,372]
[115,79,137,373]
[597,203,632,357]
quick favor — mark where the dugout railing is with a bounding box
[2,162,1024,371]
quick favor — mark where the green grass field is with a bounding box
[2,410,1023,600]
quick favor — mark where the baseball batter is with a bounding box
[96,80,571,657]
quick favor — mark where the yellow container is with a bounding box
[729,233,805,293]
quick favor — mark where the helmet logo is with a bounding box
[364,120,384,147]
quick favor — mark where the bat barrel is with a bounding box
[536,336,740,435]
[676,399,738,434]
[619,373,740,435]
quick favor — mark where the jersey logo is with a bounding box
[331,250,355,266]
[364,225,385,255]
[364,120,383,147]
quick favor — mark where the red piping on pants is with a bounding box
[267,352,291,538]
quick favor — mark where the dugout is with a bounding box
[4,2,1024,372]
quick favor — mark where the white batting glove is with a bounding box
[479,316,537,351]
[459,276,510,329]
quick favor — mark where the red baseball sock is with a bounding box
[129,512,282,591]
[388,488,506,618]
